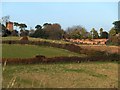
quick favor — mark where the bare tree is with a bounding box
[1,15,10,26]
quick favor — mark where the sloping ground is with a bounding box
[1,37,119,88]
[2,44,83,58]
[2,40,120,64]
[2,36,70,44]
[2,36,119,54]
[79,45,120,54]
[1,40,109,56]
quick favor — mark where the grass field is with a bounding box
[2,44,84,58]
[2,36,120,54]
[2,62,118,88]
[2,36,70,44]
[0,64,2,89]
[2,37,119,88]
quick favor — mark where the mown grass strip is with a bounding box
[2,44,83,58]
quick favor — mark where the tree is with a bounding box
[42,23,52,38]
[66,25,87,39]
[113,20,120,33]
[11,30,18,36]
[107,27,120,45]
[87,33,92,39]
[30,24,44,38]
[49,23,63,39]
[43,23,51,27]
[2,29,11,37]
[90,28,99,39]
[1,15,10,26]
[25,30,29,36]
[20,29,28,36]
[43,23,52,30]
[18,23,27,36]
[18,23,27,30]
[108,35,120,45]
[14,22,19,30]
[29,29,35,37]
[0,23,6,30]
[81,28,88,39]
[31,29,45,38]
[43,23,49,26]
[35,25,42,30]
[101,31,108,39]
[29,24,45,38]
[99,28,103,38]
[109,27,116,37]
[0,23,11,37]
[42,23,64,40]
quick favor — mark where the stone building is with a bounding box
[6,21,13,31]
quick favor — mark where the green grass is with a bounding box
[0,64,1,89]
[2,62,118,88]
[2,37,119,88]
[2,36,19,41]
[2,36,70,44]
[2,44,84,58]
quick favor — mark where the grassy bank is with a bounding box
[2,44,84,58]
[2,36,70,44]
[2,37,119,88]
[2,62,118,88]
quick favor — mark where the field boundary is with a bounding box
[2,40,118,55]
[1,55,119,64]
[1,40,120,64]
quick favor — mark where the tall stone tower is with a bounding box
[6,22,13,31]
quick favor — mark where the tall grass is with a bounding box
[2,62,118,88]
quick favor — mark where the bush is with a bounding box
[107,35,120,46]
[20,36,29,44]
[2,53,119,64]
